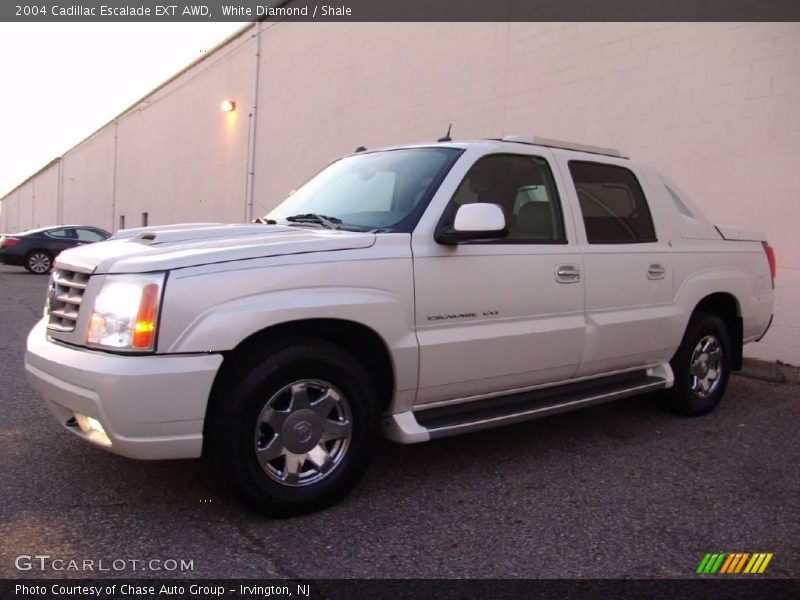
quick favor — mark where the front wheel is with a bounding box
[207,340,380,517]
[25,251,52,274]
[667,312,731,416]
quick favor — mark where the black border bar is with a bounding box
[2,579,800,600]
[4,0,800,22]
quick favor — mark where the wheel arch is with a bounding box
[210,318,396,413]
[690,292,743,370]
[26,247,52,258]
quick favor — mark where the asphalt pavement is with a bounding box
[0,265,798,579]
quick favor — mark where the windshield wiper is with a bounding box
[284,213,342,230]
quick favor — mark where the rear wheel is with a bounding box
[667,312,731,416]
[207,340,379,517]
[25,251,52,274]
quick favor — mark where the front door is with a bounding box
[412,151,586,405]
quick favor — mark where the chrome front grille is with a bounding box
[47,268,90,332]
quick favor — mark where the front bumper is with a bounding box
[25,319,223,460]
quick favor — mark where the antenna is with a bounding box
[437,123,452,143]
[354,146,367,153]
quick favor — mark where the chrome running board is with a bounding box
[384,365,672,444]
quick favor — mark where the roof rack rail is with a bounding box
[500,134,627,159]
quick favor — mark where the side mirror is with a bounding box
[435,203,508,245]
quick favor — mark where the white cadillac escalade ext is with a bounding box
[26,135,775,516]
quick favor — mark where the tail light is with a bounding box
[0,236,21,248]
[762,241,776,289]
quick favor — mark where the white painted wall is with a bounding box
[0,25,256,234]
[61,127,115,230]
[114,31,254,229]
[253,22,800,364]
[1,22,798,363]
[33,163,59,228]
[0,162,57,232]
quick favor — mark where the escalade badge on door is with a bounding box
[427,310,499,321]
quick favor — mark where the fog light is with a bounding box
[74,413,112,447]
[220,99,235,112]
[75,413,102,434]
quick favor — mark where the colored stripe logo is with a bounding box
[696,552,773,574]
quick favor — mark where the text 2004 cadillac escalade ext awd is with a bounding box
[25,135,775,516]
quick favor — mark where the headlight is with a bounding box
[86,273,165,351]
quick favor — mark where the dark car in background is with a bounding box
[0,226,111,274]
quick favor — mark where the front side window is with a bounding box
[444,154,566,243]
[267,148,461,232]
[569,161,657,243]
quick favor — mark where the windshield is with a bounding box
[267,147,461,232]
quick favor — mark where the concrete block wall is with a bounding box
[253,22,800,364]
[1,21,798,363]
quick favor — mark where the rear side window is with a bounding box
[76,228,105,242]
[569,161,656,243]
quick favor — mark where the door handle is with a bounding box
[647,263,666,280]
[555,264,580,283]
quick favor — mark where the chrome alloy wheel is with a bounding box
[254,379,353,487]
[28,252,51,274]
[690,335,723,399]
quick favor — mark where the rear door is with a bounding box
[412,149,586,405]
[554,154,675,376]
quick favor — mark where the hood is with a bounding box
[55,223,376,274]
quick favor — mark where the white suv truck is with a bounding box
[26,136,776,516]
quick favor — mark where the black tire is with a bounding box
[206,339,380,517]
[667,312,731,416]
[25,250,53,274]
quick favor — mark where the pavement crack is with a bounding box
[18,297,41,319]
[230,516,295,579]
